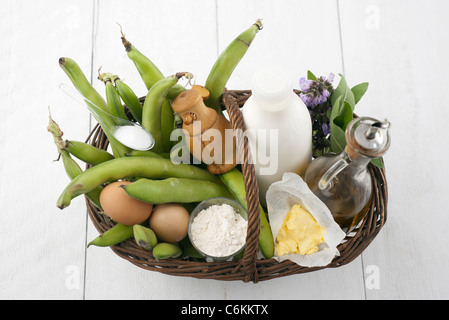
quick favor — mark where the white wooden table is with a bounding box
[1,0,448,300]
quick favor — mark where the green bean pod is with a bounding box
[205,20,263,113]
[105,80,127,120]
[161,99,175,153]
[141,74,183,153]
[120,31,185,101]
[59,57,108,112]
[87,223,134,248]
[166,84,186,102]
[48,114,103,209]
[133,225,158,251]
[152,242,182,260]
[56,156,222,209]
[123,177,234,204]
[219,168,274,259]
[83,99,132,158]
[64,140,114,165]
[60,150,103,209]
[121,33,164,90]
[113,76,143,123]
[125,149,169,159]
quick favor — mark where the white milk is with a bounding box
[241,65,312,206]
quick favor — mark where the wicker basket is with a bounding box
[84,89,388,283]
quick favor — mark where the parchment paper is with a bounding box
[266,172,346,267]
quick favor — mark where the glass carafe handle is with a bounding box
[318,153,352,191]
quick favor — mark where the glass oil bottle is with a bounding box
[304,117,391,232]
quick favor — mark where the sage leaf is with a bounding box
[351,82,369,105]
[370,157,384,168]
[333,101,353,131]
[329,96,346,153]
[330,123,346,153]
[307,70,317,81]
[330,74,356,112]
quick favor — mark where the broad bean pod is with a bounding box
[120,30,185,101]
[60,150,103,210]
[84,100,132,158]
[64,140,114,165]
[123,177,234,204]
[113,76,143,123]
[59,57,108,112]
[104,78,127,120]
[48,114,102,209]
[142,73,188,153]
[219,168,274,259]
[125,149,169,159]
[152,242,182,260]
[56,156,222,209]
[87,223,134,247]
[205,20,263,113]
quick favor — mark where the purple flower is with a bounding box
[299,73,335,108]
[299,77,314,91]
[322,122,331,136]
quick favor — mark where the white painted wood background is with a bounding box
[1,0,448,300]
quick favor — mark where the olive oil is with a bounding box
[304,117,390,232]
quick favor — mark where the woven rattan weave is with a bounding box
[84,89,387,283]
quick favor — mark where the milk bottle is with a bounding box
[242,65,312,206]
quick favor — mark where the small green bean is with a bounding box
[152,242,182,260]
[56,156,222,209]
[87,223,134,247]
[98,72,127,120]
[123,177,234,204]
[133,225,158,251]
[113,76,143,123]
[105,80,127,120]
[64,140,114,165]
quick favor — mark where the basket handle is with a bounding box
[222,89,261,283]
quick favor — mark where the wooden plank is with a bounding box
[214,0,366,299]
[338,0,449,299]
[86,1,364,299]
[83,0,366,300]
[216,0,345,91]
[0,0,94,299]
[84,0,221,300]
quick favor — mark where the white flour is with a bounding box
[190,204,247,257]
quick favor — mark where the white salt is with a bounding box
[113,125,154,151]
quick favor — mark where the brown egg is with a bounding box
[99,181,153,225]
[149,203,189,243]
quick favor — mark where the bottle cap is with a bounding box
[346,117,391,158]
[251,64,293,104]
